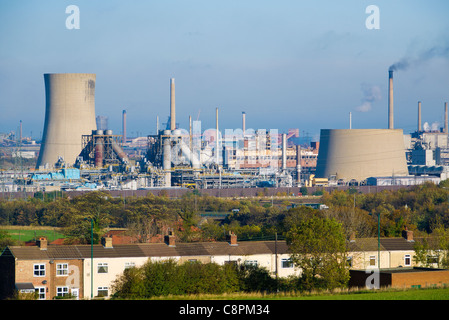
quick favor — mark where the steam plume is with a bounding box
[389,43,449,72]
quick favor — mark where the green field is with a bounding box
[288,287,449,300]
[149,287,449,300]
[1,226,64,243]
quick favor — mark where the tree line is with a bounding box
[2,182,449,296]
[1,181,449,245]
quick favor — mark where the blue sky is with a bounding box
[1,0,448,141]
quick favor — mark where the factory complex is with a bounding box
[1,71,448,195]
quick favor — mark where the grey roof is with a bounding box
[4,237,416,262]
[347,237,416,252]
[5,240,290,261]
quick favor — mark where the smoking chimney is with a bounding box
[170,78,176,131]
[418,101,422,132]
[388,70,394,129]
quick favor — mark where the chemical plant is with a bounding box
[1,69,448,194]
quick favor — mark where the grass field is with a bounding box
[149,287,449,300]
[1,226,64,243]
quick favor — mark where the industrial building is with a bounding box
[3,68,447,193]
[17,75,315,191]
[139,79,305,189]
[316,68,449,187]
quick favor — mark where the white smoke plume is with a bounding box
[423,121,440,132]
[355,83,382,112]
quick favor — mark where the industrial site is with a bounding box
[1,69,448,196]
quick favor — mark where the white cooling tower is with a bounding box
[36,73,97,168]
[315,129,408,181]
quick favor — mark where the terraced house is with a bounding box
[0,230,446,299]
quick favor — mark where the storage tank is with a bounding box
[315,129,408,181]
[36,73,97,168]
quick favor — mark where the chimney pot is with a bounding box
[165,229,176,247]
[227,231,238,246]
[349,232,356,242]
[101,236,113,248]
[402,229,414,242]
[37,237,48,250]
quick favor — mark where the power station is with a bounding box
[3,67,448,193]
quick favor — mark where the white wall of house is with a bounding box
[349,250,416,270]
[80,248,418,299]
[83,257,148,299]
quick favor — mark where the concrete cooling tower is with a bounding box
[315,129,408,181]
[36,73,97,168]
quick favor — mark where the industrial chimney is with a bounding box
[282,133,287,171]
[445,102,448,134]
[170,78,176,131]
[242,112,246,135]
[36,73,96,168]
[122,110,127,143]
[296,145,301,186]
[388,70,394,129]
[418,101,422,132]
[216,107,220,166]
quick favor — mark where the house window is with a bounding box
[97,262,108,273]
[56,286,69,297]
[124,262,135,269]
[369,256,376,266]
[33,264,45,277]
[97,286,109,297]
[281,258,293,268]
[404,254,411,266]
[56,263,69,276]
[244,260,258,267]
[35,287,46,300]
[427,255,439,264]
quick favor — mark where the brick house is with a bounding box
[0,232,296,299]
[0,237,84,300]
[347,229,417,270]
[1,230,448,299]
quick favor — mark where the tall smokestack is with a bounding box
[296,145,301,186]
[282,133,287,171]
[122,110,127,143]
[170,78,176,131]
[242,112,246,135]
[445,102,448,134]
[418,101,422,132]
[388,70,394,129]
[216,107,219,166]
[349,112,352,129]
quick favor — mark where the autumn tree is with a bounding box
[285,216,350,291]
